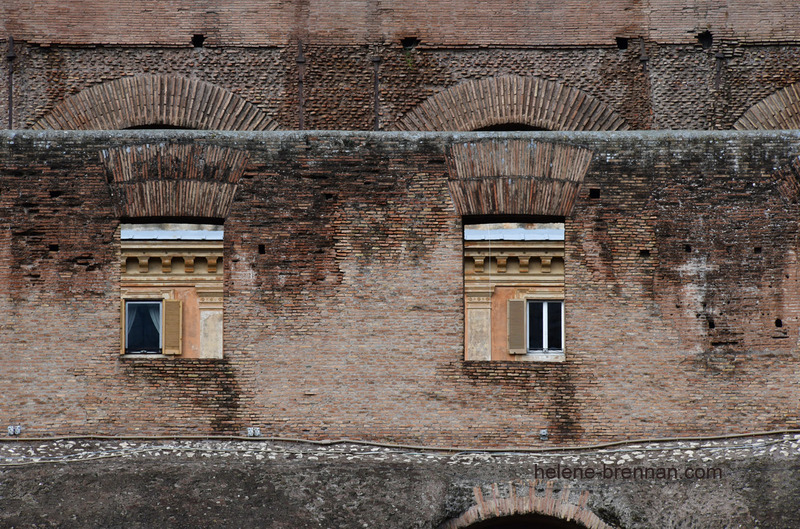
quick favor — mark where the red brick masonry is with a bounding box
[1,130,799,447]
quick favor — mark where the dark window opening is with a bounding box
[684,244,692,253]
[639,249,650,257]
[192,34,205,48]
[125,124,191,130]
[707,317,716,330]
[776,319,783,328]
[258,244,266,254]
[49,244,59,252]
[119,216,224,225]
[528,300,563,353]
[125,301,162,354]
[463,214,565,226]
[589,188,601,199]
[754,247,762,254]
[49,190,62,198]
[474,123,545,132]
[401,37,420,50]
[464,512,593,529]
[616,37,629,50]
[529,302,543,350]
[697,31,713,49]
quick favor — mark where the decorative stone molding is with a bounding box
[464,240,565,284]
[446,140,594,216]
[32,74,279,131]
[100,143,250,219]
[121,241,224,280]
[733,82,800,130]
[440,481,614,529]
[394,76,628,132]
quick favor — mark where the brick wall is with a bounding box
[1,130,799,447]
[5,0,800,47]
[6,43,800,132]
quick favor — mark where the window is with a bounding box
[507,300,564,355]
[122,300,184,355]
[124,301,162,354]
[120,223,223,358]
[464,221,565,361]
[529,300,563,353]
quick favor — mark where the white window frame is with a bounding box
[124,300,163,355]
[526,299,564,355]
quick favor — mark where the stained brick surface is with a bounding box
[6,43,800,132]
[1,130,799,447]
[5,0,800,47]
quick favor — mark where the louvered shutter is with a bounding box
[507,299,526,355]
[162,299,182,355]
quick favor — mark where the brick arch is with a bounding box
[734,82,800,130]
[100,143,250,219]
[440,482,615,529]
[772,154,800,203]
[394,76,628,132]
[33,74,278,131]
[446,140,595,216]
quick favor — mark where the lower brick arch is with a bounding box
[440,482,615,529]
[393,76,628,132]
[733,81,800,130]
[32,74,279,131]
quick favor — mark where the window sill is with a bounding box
[520,352,565,362]
[121,353,169,359]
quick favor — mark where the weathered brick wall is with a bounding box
[7,46,288,131]
[6,43,800,132]
[5,0,800,47]
[1,130,800,447]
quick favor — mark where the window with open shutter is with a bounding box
[119,223,224,359]
[464,220,565,361]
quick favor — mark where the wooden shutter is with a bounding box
[162,299,182,355]
[507,299,526,355]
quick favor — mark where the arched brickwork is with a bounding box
[394,76,628,132]
[734,82,800,130]
[773,154,800,203]
[446,140,595,216]
[440,482,615,529]
[33,75,279,131]
[100,143,250,219]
